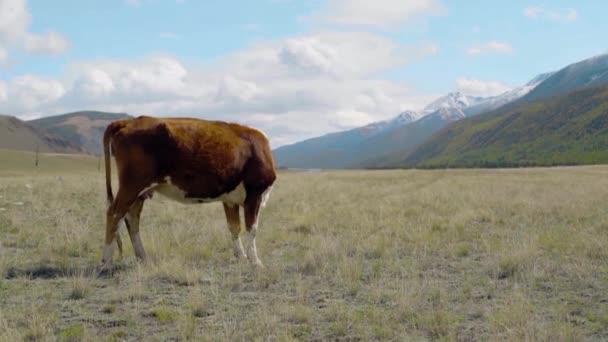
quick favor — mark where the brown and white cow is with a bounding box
[102,116,276,269]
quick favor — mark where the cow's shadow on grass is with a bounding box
[4,262,131,279]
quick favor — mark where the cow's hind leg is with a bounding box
[125,198,147,262]
[223,202,247,261]
[244,192,265,267]
[102,189,138,269]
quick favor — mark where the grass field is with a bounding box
[1,150,608,341]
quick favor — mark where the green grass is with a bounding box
[1,152,608,340]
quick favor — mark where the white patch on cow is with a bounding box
[154,180,190,203]
[223,182,246,206]
[261,185,273,208]
[154,179,247,205]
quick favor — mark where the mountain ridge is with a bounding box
[0,115,81,153]
[274,72,549,169]
[399,84,608,168]
[28,111,132,155]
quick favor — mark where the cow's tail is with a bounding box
[103,121,123,206]
[103,121,126,256]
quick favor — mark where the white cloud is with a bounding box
[0,0,28,40]
[0,0,70,55]
[1,75,65,112]
[524,6,578,22]
[467,41,513,56]
[456,78,511,97]
[0,32,438,146]
[310,0,445,30]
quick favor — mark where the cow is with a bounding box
[101,116,276,269]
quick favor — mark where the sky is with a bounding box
[0,0,606,147]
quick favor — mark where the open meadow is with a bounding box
[1,149,608,341]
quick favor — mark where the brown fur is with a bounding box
[102,116,276,267]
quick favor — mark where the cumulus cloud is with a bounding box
[0,0,70,55]
[524,6,578,22]
[467,41,513,56]
[1,75,65,112]
[0,32,438,146]
[310,0,445,30]
[456,78,511,97]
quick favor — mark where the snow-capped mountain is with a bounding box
[465,72,555,116]
[423,92,486,113]
[390,110,420,125]
[273,63,574,169]
[272,109,422,168]
[358,110,420,135]
[524,53,608,102]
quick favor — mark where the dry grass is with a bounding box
[1,152,608,340]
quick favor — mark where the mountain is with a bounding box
[29,111,131,155]
[376,53,608,168]
[523,53,608,103]
[273,110,421,168]
[465,72,555,116]
[274,70,550,169]
[0,115,80,153]
[424,92,486,114]
[272,94,489,169]
[399,84,608,168]
[354,106,472,168]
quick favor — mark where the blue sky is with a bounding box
[0,0,606,146]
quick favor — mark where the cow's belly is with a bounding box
[144,178,247,206]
